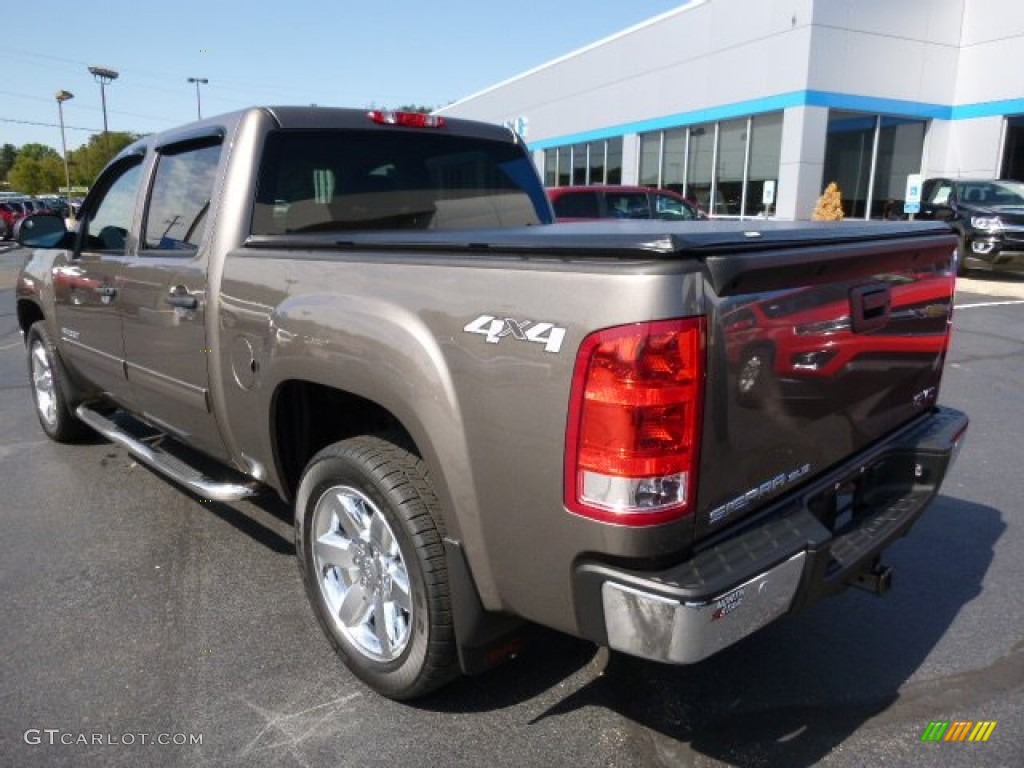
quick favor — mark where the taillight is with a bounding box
[565,318,705,525]
[367,110,446,129]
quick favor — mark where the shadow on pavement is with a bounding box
[424,494,1002,767]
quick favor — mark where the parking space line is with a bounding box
[956,300,1024,309]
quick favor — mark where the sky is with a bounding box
[2,0,687,154]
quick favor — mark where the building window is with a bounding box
[639,133,661,187]
[746,113,782,217]
[637,111,782,217]
[605,137,623,184]
[687,122,715,212]
[715,118,746,215]
[544,137,625,186]
[572,143,587,185]
[543,150,557,187]
[1001,115,1024,180]
[872,117,926,219]
[823,111,874,218]
[822,110,926,219]
[662,128,686,193]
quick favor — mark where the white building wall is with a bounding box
[807,0,964,104]
[933,117,1008,178]
[442,0,1024,218]
[440,0,818,146]
[958,0,1024,104]
[928,0,1024,178]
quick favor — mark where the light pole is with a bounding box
[55,90,74,201]
[187,77,208,120]
[88,65,119,151]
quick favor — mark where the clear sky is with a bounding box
[2,0,686,154]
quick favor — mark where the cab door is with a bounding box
[54,154,145,407]
[119,136,227,458]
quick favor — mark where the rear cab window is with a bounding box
[252,129,550,234]
[551,191,600,218]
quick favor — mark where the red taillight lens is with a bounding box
[565,318,705,525]
[367,110,446,128]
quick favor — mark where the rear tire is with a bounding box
[26,322,90,442]
[295,434,458,699]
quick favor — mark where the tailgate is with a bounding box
[695,230,957,539]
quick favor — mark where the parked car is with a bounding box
[548,185,706,222]
[723,274,951,405]
[34,196,69,218]
[917,178,1024,275]
[0,202,25,239]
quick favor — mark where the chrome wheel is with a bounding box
[30,339,58,429]
[312,485,413,662]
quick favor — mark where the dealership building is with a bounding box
[439,0,1024,220]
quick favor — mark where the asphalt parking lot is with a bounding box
[0,244,1021,767]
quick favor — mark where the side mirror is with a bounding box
[16,213,70,249]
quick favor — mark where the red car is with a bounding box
[0,202,26,240]
[547,185,706,222]
[723,272,953,404]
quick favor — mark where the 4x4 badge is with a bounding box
[464,315,567,353]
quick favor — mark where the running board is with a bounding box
[75,406,258,502]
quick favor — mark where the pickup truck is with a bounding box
[15,107,967,700]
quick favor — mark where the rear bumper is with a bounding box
[573,406,968,664]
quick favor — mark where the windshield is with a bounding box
[956,180,1024,207]
[252,129,552,234]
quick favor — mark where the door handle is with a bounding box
[165,285,198,310]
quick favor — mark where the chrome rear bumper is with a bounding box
[573,406,968,666]
[601,553,805,664]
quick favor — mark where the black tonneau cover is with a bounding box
[245,219,956,296]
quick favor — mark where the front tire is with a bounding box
[956,235,971,277]
[26,322,90,442]
[737,345,774,405]
[295,435,458,699]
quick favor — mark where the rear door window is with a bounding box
[606,192,651,219]
[142,140,222,253]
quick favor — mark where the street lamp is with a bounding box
[55,90,74,202]
[187,77,208,120]
[88,65,119,151]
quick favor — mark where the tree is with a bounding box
[0,144,17,182]
[8,147,65,194]
[67,132,139,186]
[15,143,60,162]
[812,181,845,220]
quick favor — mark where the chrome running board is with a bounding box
[75,406,258,501]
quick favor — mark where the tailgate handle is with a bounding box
[850,283,891,333]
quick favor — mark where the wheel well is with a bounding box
[272,380,413,500]
[17,300,44,337]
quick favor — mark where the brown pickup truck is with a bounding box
[15,107,967,699]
